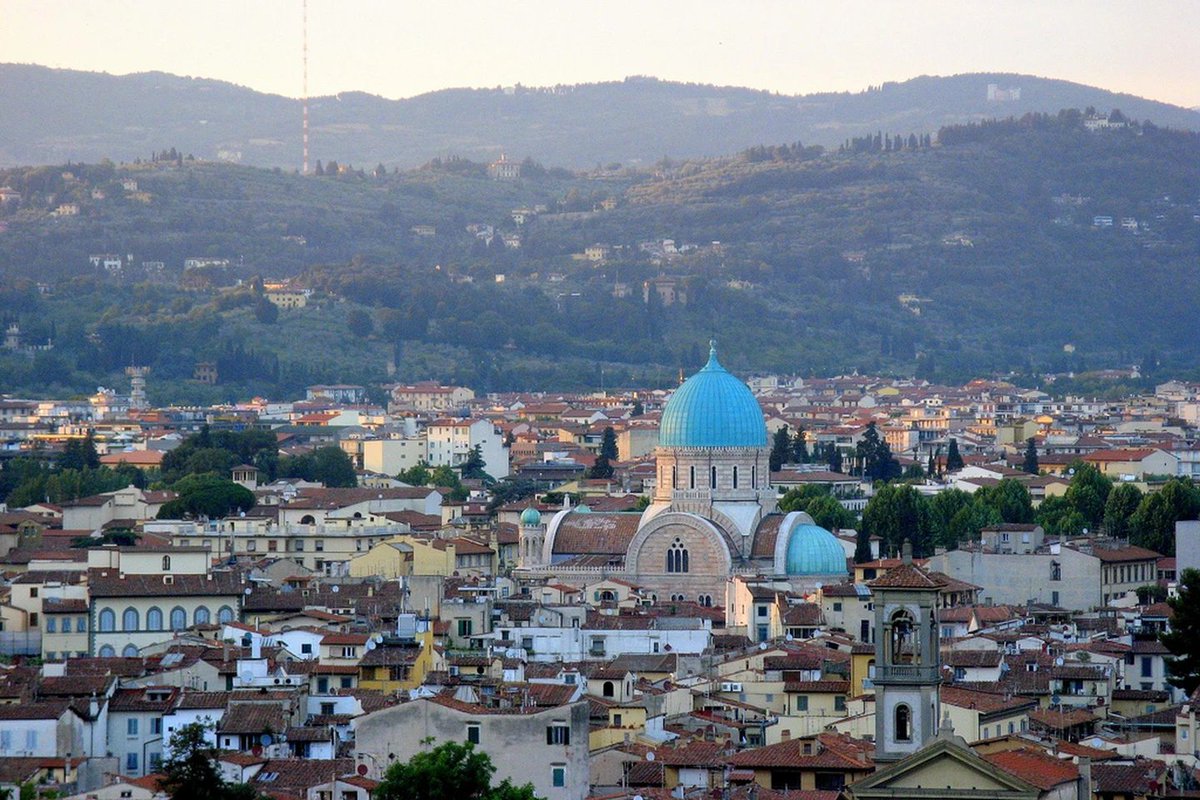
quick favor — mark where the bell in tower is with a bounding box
[867,540,948,763]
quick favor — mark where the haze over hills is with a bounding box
[2,63,1199,169]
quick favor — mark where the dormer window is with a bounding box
[161,555,171,571]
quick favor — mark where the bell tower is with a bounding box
[868,540,946,763]
[517,507,545,569]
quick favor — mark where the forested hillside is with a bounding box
[2,64,1198,168]
[0,109,1197,402]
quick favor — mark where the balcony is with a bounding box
[874,664,941,684]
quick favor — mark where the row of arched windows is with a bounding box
[97,605,235,632]
[669,465,758,490]
[98,644,140,658]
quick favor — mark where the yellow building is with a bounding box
[350,535,497,579]
[356,619,439,692]
[850,644,876,698]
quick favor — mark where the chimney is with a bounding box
[902,539,913,565]
[1077,756,1091,800]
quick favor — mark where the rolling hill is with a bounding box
[0,107,1197,402]
[2,64,1198,169]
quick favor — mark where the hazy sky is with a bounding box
[3,0,1198,108]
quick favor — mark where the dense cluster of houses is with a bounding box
[0,372,1199,798]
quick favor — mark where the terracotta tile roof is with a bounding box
[751,514,786,558]
[87,568,246,597]
[945,650,1003,668]
[108,687,179,712]
[284,726,330,743]
[867,563,947,589]
[551,512,641,555]
[218,702,289,735]
[726,738,872,770]
[250,758,356,794]
[0,700,73,720]
[1083,448,1160,462]
[984,748,1079,790]
[783,681,849,694]
[42,598,89,613]
[38,675,112,697]
[940,685,1036,715]
[763,652,825,672]
[1029,707,1098,729]
[1090,760,1167,794]
[650,740,728,767]
[176,691,231,710]
[782,603,824,627]
[1091,545,1163,562]
[358,642,424,667]
[64,656,147,678]
[1053,740,1121,760]
[0,757,52,785]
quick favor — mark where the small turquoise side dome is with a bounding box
[520,507,541,526]
[784,514,847,575]
[574,504,591,514]
[659,341,768,448]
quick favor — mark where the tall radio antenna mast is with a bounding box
[302,0,309,175]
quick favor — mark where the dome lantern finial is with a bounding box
[705,339,719,369]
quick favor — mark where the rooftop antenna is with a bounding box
[302,0,309,175]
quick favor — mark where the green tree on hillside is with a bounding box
[1130,479,1200,556]
[277,446,357,488]
[1037,495,1088,539]
[770,425,791,472]
[1103,482,1143,538]
[945,439,963,473]
[254,296,278,324]
[791,426,809,464]
[398,462,432,487]
[461,445,493,483]
[1022,438,1039,475]
[975,479,1035,524]
[1064,462,1112,531]
[861,483,935,557]
[1162,569,1200,695]
[157,474,255,520]
[375,740,535,800]
[161,721,264,800]
[347,308,373,338]
[599,427,618,462]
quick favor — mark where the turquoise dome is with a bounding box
[659,342,767,448]
[520,507,541,526]
[784,518,847,575]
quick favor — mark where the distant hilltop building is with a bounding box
[986,83,1021,102]
[184,257,231,270]
[487,154,522,180]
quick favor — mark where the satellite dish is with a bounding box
[645,751,655,762]
[375,633,384,644]
[260,733,273,746]
[366,639,377,651]
[1054,656,1064,666]
[785,634,794,642]
[239,670,254,684]
[759,642,768,650]
[244,587,253,596]
[331,585,340,593]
